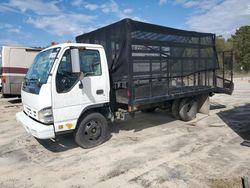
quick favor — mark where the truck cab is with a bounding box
[16,43,111,148]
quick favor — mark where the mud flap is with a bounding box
[197,94,210,115]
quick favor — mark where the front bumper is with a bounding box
[16,111,55,139]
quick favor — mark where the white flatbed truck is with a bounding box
[16,19,233,148]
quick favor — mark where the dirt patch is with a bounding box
[0,78,250,187]
[101,157,144,181]
[130,163,185,188]
[207,177,242,188]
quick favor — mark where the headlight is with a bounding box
[38,107,54,124]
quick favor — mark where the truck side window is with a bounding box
[56,49,79,93]
[79,50,101,76]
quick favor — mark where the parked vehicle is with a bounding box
[0,52,2,92]
[16,19,233,148]
[0,46,41,97]
[0,74,2,92]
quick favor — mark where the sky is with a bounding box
[0,0,250,48]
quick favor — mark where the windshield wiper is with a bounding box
[29,78,39,81]
[25,77,42,87]
[24,77,37,81]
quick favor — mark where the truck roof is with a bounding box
[43,43,103,52]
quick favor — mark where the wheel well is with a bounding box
[76,106,110,128]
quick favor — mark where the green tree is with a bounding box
[215,35,232,52]
[215,36,233,72]
[231,26,250,72]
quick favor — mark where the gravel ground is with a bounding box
[0,77,250,188]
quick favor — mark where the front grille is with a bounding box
[24,105,37,119]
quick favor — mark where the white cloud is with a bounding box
[100,4,110,13]
[82,0,136,19]
[174,0,222,12]
[0,23,13,29]
[85,4,98,11]
[123,8,133,14]
[0,23,21,33]
[0,39,22,46]
[0,3,19,13]
[71,0,84,7]
[0,0,141,38]
[100,0,134,19]
[26,13,96,36]
[101,0,122,16]
[185,0,250,37]
[8,0,60,15]
[8,26,21,33]
[159,0,167,6]
[0,0,97,37]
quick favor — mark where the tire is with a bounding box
[172,99,181,120]
[141,107,156,113]
[179,98,198,121]
[74,112,109,149]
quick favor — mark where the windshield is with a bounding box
[25,47,60,84]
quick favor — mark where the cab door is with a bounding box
[51,47,109,133]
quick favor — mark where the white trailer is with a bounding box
[0,46,41,97]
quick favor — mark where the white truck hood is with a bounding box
[21,83,52,120]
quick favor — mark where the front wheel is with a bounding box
[74,112,109,149]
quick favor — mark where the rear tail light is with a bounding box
[127,89,131,97]
[128,105,137,112]
[1,76,6,83]
[128,105,132,112]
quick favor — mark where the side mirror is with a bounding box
[70,48,80,73]
[78,72,84,89]
[79,72,84,80]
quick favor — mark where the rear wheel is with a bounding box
[74,112,109,149]
[172,99,181,120]
[179,98,198,121]
[2,94,11,98]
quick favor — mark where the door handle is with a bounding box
[96,89,104,95]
